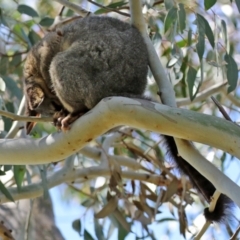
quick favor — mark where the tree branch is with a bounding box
[177,81,227,107]
[129,0,176,107]
[53,0,92,16]
[1,97,240,163]
[1,97,240,207]
[0,164,167,203]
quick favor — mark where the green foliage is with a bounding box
[187,67,198,101]
[224,53,239,93]
[164,7,177,33]
[197,14,215,49]
[13,165,26,191]
[196,14,205,62]
[17,4,39,18]
[39,17,54,26]
[204,0,217,10]
[0,180,14,202]
[94,1,128,14]
[177,3,186,33]
[235,0,240,13]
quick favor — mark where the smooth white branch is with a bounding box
[1,97,240,207]
[0,165,167,203]
[1,97,240,164]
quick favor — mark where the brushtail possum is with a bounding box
[23,16,232,223]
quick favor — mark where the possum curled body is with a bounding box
[23,16,232,223]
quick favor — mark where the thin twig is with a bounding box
[24,200,34,240]
[0,109,52,123]
[211,96,232,121]
[230,224,240,240]
[87,0,130,17]
[0,50,28,57]
[53,0,92,16]
[208,190,221,212]
[177,81,227,107]
[194,221,211,240]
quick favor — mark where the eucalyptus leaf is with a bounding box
[72,219,81,235]
[39,17,54,27]
[0,57,9,75]
[94,1,127,14]
[14,165,26,191]
[2,76,22,100]
[28,30,41,45]
[0,8,8,27]
[0,180,14,202]
[236,0,240,13]
[224,53,238,93]
[0,77,6,92]
[197,14,215,49]
[164,7,178,33]
[221,20,228,52]
[17,4,39,18]
[164,0,174,10]
[84,230,95,240]
[196,15,205,61]
[187,66,197,101]
[178,3,186,33]
[204,0,217,10]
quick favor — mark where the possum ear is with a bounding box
[27,85,45,110]
[24,85,44,134]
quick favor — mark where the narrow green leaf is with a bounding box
[0,77,6,92]
[2,76,22,100]
[107,222,115,239]
[197,14,215,48]
[94,219,105,240]
[72,219,81,235]
[28,30,41,45]
[4,165,12,172]
[39,165,48,198]
[221,20,228,52]
[204,0,217,10]
[164,0,174,10]
[178,3,186,33]
[0,180,14,202]
[104,1,127,8]
[2,102,15,132]
[187,29,192,46]
[13,24,31,47]
[94,1,127,14]
[10,54,22,68]
[39,17,54,27]
[224,53,238,93]
[0,8,8,27]
[196,15,205,61]
[118,225,129,240]
[84,230,95,240]
[164,7,178,33]
[0,57,9,75]
[17,4,39,18]
[157,217,177,223]
[14,165,26,191]
[187,66,197,100]
[235,0,240,13]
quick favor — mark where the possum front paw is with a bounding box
[53,109,68,130]
[53,110,85,131]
